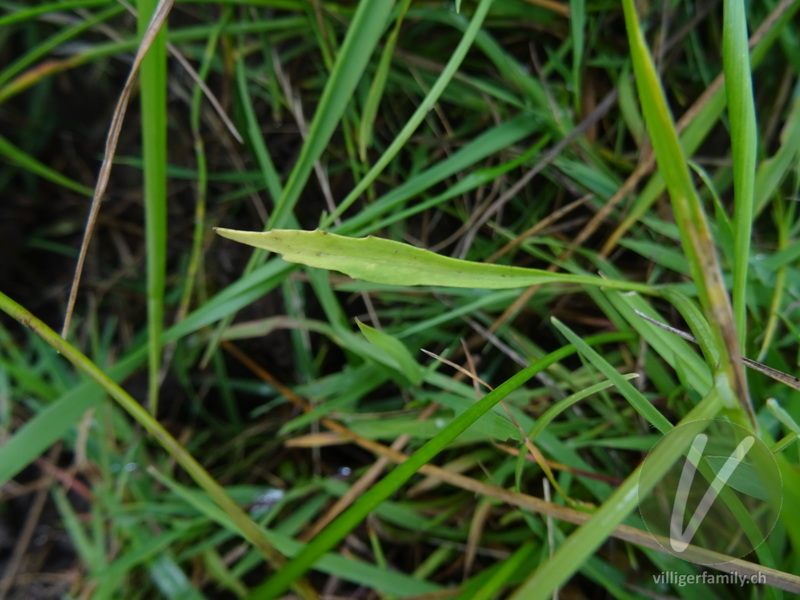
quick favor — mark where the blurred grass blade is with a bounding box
[215,228,655,294]
[620,0,753,424]
[704,457,768,500]
[0,134,93,196]
[570,0,585,113]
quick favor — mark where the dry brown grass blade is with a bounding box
[460,90,619,253]
[302,403,440,542]
[61,0,175,338]
[520,0,569,18]
[464,498,492,579]
[485,194,592,263]
[421,348,492,390]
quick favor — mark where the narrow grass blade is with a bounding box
[551,318,672,433]
[527,375,639,445]
[234,48,282,205]
[0,134,92,196]
[340,115,542,235]
[358,0,413,160]
[323,0,496,226]
[723,0,758,347]
[138,0,169,414]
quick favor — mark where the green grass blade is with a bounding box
[0,134,93,196]
[551,318,672,433]
[723,0,758,349]
[234,46,283,206]
[340,115,542,235]
[0,0,109,27]
[0,4,124,90]
[138,0,168,414]
[570,0,585,114]
[755,96,800,214]
[355,318,424,386]
[527,375,639,445]
[358,0,412,160]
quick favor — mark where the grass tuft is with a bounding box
[2,1,800,598]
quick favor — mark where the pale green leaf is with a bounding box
[355,319,423,386]
[214,229,655,294]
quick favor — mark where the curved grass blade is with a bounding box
[551,318,672,434]
[323,0,497,226]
